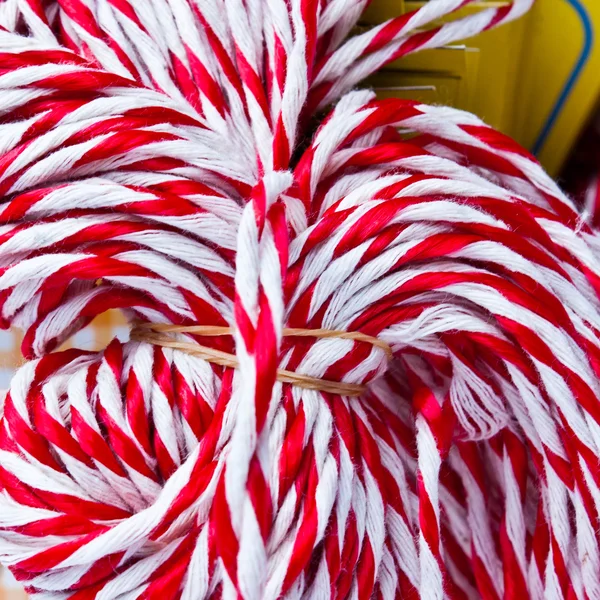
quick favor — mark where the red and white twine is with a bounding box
[3,0,600,598]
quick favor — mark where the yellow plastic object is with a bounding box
[361,0,600,177]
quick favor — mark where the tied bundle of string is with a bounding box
[6,0,600,598]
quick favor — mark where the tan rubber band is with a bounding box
[130,323,393,397]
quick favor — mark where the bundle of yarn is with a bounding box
[6,0,600,598]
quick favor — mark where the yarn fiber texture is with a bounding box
[3,0,600,598]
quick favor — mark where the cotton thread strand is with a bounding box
[130,323,393,396]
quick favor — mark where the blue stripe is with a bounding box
[532,0,594,155]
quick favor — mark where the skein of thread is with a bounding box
[3,0,600,598]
